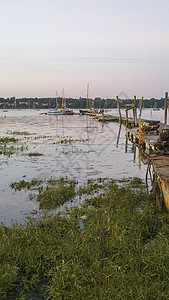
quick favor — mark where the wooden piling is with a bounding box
[139,97,144,118]
[134,96,137,126]
[139,118,142,144]
[116,96,122,123]
[125,105,128,127]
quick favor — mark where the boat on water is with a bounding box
[79,109,90,115]
[47,91,64,115]
[47,89,74,115]
[153,102,160,111]
[153,107,160,111]
[79,83,101,116]
[64,109,74,115]
[79,83,90,115]
[47,109,64,115]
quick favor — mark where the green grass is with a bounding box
[0,136,28,156]
[10,179,42,191]
[27,152,43,157]
[7,131,30,135]
[1,178,169,299]
[37,178,77,209]
[56,138,88,144]
[0,137,18,143]
[78,178,108,196]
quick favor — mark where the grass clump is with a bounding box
[7,131,30,135]
[78,178,107,196]
[37,178,77,209]
[28,152,43,157]
[11,179,42,191]
[56,138,87,144]
[1,178,169,299]
[0,137,18,143]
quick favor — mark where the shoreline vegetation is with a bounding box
[1,177,169,299]
[0,97,166,110]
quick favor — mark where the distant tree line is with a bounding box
[0,96,166,109]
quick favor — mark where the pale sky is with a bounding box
[0,0,169,99]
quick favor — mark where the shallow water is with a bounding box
[0,108,166,225]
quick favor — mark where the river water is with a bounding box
[0,108,166,225]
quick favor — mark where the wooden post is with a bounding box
[139,118,142,144]
[139,97,143,118]
[125,105,128,127]
[164,92,168,125]
[116,96,122,123]
[134,95,137,126]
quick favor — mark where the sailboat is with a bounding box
[63,89,74,115]
[47,91,64,115]
[153,102,160,111]
[3,103,8,112]
[79,83,91,115]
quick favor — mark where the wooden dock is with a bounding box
[122,121,169,211]
[126,123,169,154]
[146,156,169,211]
[86,92,169,211]
[91,109,169,211]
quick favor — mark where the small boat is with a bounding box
[64,109,74,115]
[79,83,90,115]
[47,109,64,115]
[3,104,8,112]
[98,114,119,122]
[79,109,90,115]
[153,102,160,111]
[61,89,74,115]
[47,91,64,115]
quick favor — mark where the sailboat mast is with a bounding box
[62,88,64,110]
[86,83,89,109]
[56,91,58,109]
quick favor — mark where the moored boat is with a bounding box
[153,102,160,111]
[64,109,74,115]
[47,109,64,115]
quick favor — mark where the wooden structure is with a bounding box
[147,157,169,211]
[88,92,169,211]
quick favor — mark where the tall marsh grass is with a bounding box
[1,178,169,299]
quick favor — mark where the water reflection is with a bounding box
[116,123,122,148]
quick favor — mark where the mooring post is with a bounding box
[116,96,122,123]
[139,96,143,118]
[134,95,137,126]
[164,92,168,125]
[139,118,142,144]
[125,105,128,127]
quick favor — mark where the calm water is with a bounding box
[0,108,166,225]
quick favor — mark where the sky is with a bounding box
[0,0,169,99]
